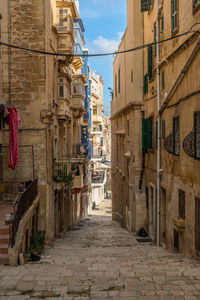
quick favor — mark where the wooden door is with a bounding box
[195,197,200,252]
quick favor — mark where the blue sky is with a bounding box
[79,0,127,115]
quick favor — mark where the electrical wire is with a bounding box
[0,24,199,58]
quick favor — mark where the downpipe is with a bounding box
[156,0,161,247]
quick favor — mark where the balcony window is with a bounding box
[93,106,97,115]
[74,84,79,94]
[59,9,68,15]
[59,17,68,26]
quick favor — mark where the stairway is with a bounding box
[0,205,13,265]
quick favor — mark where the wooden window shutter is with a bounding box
[148,46,153,80]
[147,117,153,149]
[143,74,148,94]
[141,0,149,12]
[142,118,148,153]
[162,120,166,139]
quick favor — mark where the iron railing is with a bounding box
[0,182,26,204]
[53,161,71,182]
[91,171,105,184]
[10,179,38,247]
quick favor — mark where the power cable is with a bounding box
[0,24,199,58]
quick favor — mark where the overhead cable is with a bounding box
[0,24,199,58]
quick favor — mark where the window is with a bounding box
[143,74,148,94]
[59,86,64,98]
[154,23,157,55]
[193,0,200,10]
[115,74,117,97]
[161,70,165,90]
[118,68,121,94]
[59,17,67,26]
[171,0,178,33]
[131,70,133,83]
[161,14,164,33]
[178,189,185,219]
[93,106,97,115]
[173,116,180,155]
[148,46,153,80]
[141,0,154,12]
[59,9,68,15]
[142,117,153,153]
[162,120,166,139]
[194,111,200,159]
[74,84,79,94]
[127,120,130,136]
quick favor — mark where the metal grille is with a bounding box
[183,131,195,158]
[164,133,174,154]
[178,189,185,219]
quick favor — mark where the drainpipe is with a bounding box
[156,0,161,247]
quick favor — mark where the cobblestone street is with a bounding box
[1,199,200,299]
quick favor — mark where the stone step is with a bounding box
[0,254,9,265]
[0,235,9,244]
[0,227,9,235]
[0,244,8,254]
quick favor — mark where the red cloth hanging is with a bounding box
[8,107,20,169]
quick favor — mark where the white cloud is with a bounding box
[87,32,123,55]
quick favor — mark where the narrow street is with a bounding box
[0,200,200,299]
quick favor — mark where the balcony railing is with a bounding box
[53,161,71,183]
[10,179,38,247]
[0,182,26,204]
[91,171,105,184]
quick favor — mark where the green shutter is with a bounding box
[147,117,153,149]
[162,120,166,139]
[172,0,178,32]
[154,23,157,54]
[143,74,148,94]
[156,121,158,150]
[142,118,148,153]
[148,46,153,80]
[141,0,149,12]
[161,14,164,33]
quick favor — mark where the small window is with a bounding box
[74,85,79,94]
[171,0,178,33]
[93,106,97,115]
[59,9,68,15]
[193,0,200,10]
[194,111,200,159]
[118,68,121,94]
[59,86,64,98]
[141,0,154,12]
[142,117,153,153]
[131,70,133,83]
[178,189,185,219]
[59,17,68,26]
[115,74,117,98]
[162,120,166,139]
[161,14,164,33]
[127,120,130,136]
[161,70,165,90]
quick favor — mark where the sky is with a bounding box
[79,0,127,116]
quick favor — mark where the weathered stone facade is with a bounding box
[112,0,200,257]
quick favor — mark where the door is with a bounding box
[160,188,167,246]
[195,197,200,253]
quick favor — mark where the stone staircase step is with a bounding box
[0,235,9,244]
[0,227,9,235]
[0,254,9,265]
[0,244,8,254]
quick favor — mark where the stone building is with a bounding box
[0,0,91,265]
[111,0,145,231]
[111,0,200,257]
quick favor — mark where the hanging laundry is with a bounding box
[8,107,21,169]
